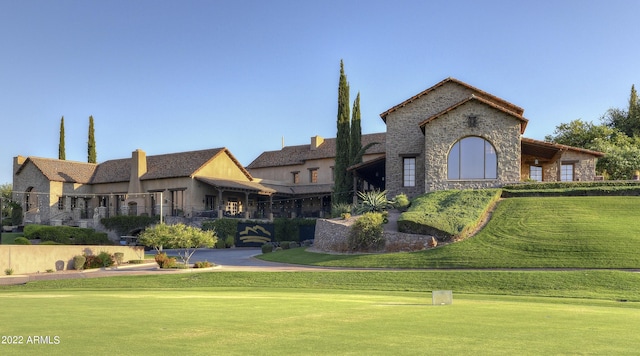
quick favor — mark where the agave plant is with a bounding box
[355,190,393,214]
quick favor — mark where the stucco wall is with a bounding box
[0,245,145,274]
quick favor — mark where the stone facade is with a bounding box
[380,78,603,197]
[423,101,522,192]
[313,218,436,253]
[384,82,478,198]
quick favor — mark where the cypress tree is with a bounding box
[87,115,97,163]
[58,116,66,160]
[333,60,351,205]
[628,85,640,137]
[350,92,362,165]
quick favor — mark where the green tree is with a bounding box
[139,223,217,265]
[333,60,351,205]
[58,116,66,160]
[88,115,97,163]
[1,183,11,223]
[603,85,640,137]
[350,92,362,166]
[591,135,640,180]
[138,223,172,253]
[544,119,620,149]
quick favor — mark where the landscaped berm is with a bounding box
[2,182,640,355]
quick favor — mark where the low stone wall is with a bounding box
[313,218,436,253]
[0,245,146,274]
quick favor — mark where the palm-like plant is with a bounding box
[355,190,393,214]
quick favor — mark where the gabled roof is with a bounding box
[247,133,386,169]
[379,77,525,122]
[521,137,605,158]
[91,148,253,184]
[19,148,253,185]
[15,157,97,183]
[419,94,529,134]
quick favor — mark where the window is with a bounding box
[171,189,185,216]
[309,168,318,183]
[561,163,574,181]
[57,196,64,210]
[447,137,497,180]
[530,166,542,182]
[292,171,300,184]
[403,157,416,187]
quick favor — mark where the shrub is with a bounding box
[39,240,61,245]
[332,203,353,218]
[280,241,291,250]
[193,261,214,268]
[261,243,273,254]
[202,218,238,241]
[355,190,393,214]
[98,251,114,267]
[348,212,385,252]
[73,255,86,270]
[215,239,226,249]
[224,235,235,248]
[113,252,124,265]
[154,253,176,269]
[393,193,411,211]
[289,241,299,248]
[13,237,31,245]
[83,255,103,269]
[341,212,351,220]
[4,268,13,275]
[100,215,159,237]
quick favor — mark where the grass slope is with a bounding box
[261,196,640,269]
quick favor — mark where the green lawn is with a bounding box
[261,196,640,268]
[1,273,639,355]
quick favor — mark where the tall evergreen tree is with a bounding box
[58,116,66,160]
[349,92,362,165]
[628,84,639,136]
[87,115,97,163]
[332,60,351,205]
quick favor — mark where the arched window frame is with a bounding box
[447,136,498,180]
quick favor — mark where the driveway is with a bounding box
[163,248,330,271]
[0,248,333,285]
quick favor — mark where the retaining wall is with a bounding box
[0,245,145,274]
[313,218,436,253]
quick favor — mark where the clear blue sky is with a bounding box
[1,0,638,185]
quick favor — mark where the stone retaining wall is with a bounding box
[313,218,436,253]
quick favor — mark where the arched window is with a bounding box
[447,137,497,180]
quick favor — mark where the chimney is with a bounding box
[128,149,147,193]
[310,135,324,150]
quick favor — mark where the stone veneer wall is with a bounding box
[313,218,436,253]
[423,101,522,192]
[521,150,598,182]
[384,83,477,198]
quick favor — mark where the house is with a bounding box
[12,148,286,227]
[376,77,604,197]
[251,78,605,200]
[12,77,604,227]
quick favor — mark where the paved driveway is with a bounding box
[162,248,329,271]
